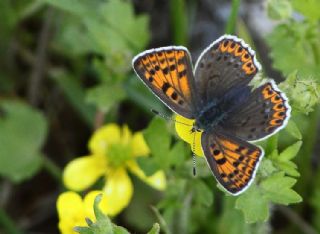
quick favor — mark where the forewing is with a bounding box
[132,47,197,118]
[194,35,261,104]
[201,130,264,195]
[222,81,291,142]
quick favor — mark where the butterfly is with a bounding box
[132,35,291,195]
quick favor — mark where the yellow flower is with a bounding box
[174,115,204,156]
[63,124,166,216]
[57,191,108,234]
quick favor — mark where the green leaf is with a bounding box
[279,73,320,114]
[292,0,320,20]
[136,157,159,176]
[267,0,292,20]
[41,0,98,16]
[98,0,149,51]
[278,141,302,161]
[274,160,300,177]
[285,121,302,140]
[266,22,320,78]
[235,185,269,223]
[219,197,250,234]
[259,158,277,178]
[86,83,126,113]
[147,223,160,234]
[168,141,187,167]
[112,225,130,234]
[193,180,213,207]
[143,118,171,169]
[0,101,47,182]
[75,194,115,234]
[261,172,302,205]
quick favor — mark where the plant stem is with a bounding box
[94,110,106,130]
[42,155,62,182]
[28,7,54,106]
[225,0,241,34]
[178,191,193,234]
[0,208,23,234]
[278,206,318,234]
[170,0,188,46]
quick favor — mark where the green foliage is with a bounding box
[43,0,150,113]
[285,120,302,140]
[75,194,159,234]
[266,0,320,78]
[279,71,320,114]
[236,172,302,223]
[1,0,320,233]
[0,101,47,182]
[141,118,188,174]
[267,0,292,20]
[292,0,320,21]
[235,185,270,223]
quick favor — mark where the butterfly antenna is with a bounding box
[151,109,192,127]
[192,130,197,176]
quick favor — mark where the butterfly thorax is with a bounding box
[195,85,252,132]
[195,101,227,131]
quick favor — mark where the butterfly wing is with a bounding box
[201,130,264,195]
[194,35,261,104]
[221,81,291,142]
[132,47,198,119]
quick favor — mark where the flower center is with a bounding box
[107,143,131,167]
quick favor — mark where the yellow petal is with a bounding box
[88,124,121,155]
[127,160,166,191]
[57,192,87,234]
[131,132,150,157]
[175,115,203,156]
[121,125,132,145]
[63,155,106,191]
[101,168,133,216]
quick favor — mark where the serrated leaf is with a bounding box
[112,225,130,234]
[261,172,302,205]
[0,101,47,182]
[75,194,114,234]
[285,121,302,140]
[259,158,277,178]
[147,223,160,234]
[279,141,302,161]
[235,185,269,223]
[266,22,320,78]
[274,160,300,177]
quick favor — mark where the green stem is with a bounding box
[170,0,188,45]
[225,0,241,34]
[0,208,23,234]
[42,155,62,182]
[310,41,320,65]
[178,191,193,234]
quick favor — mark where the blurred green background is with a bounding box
[0,0,320,233]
